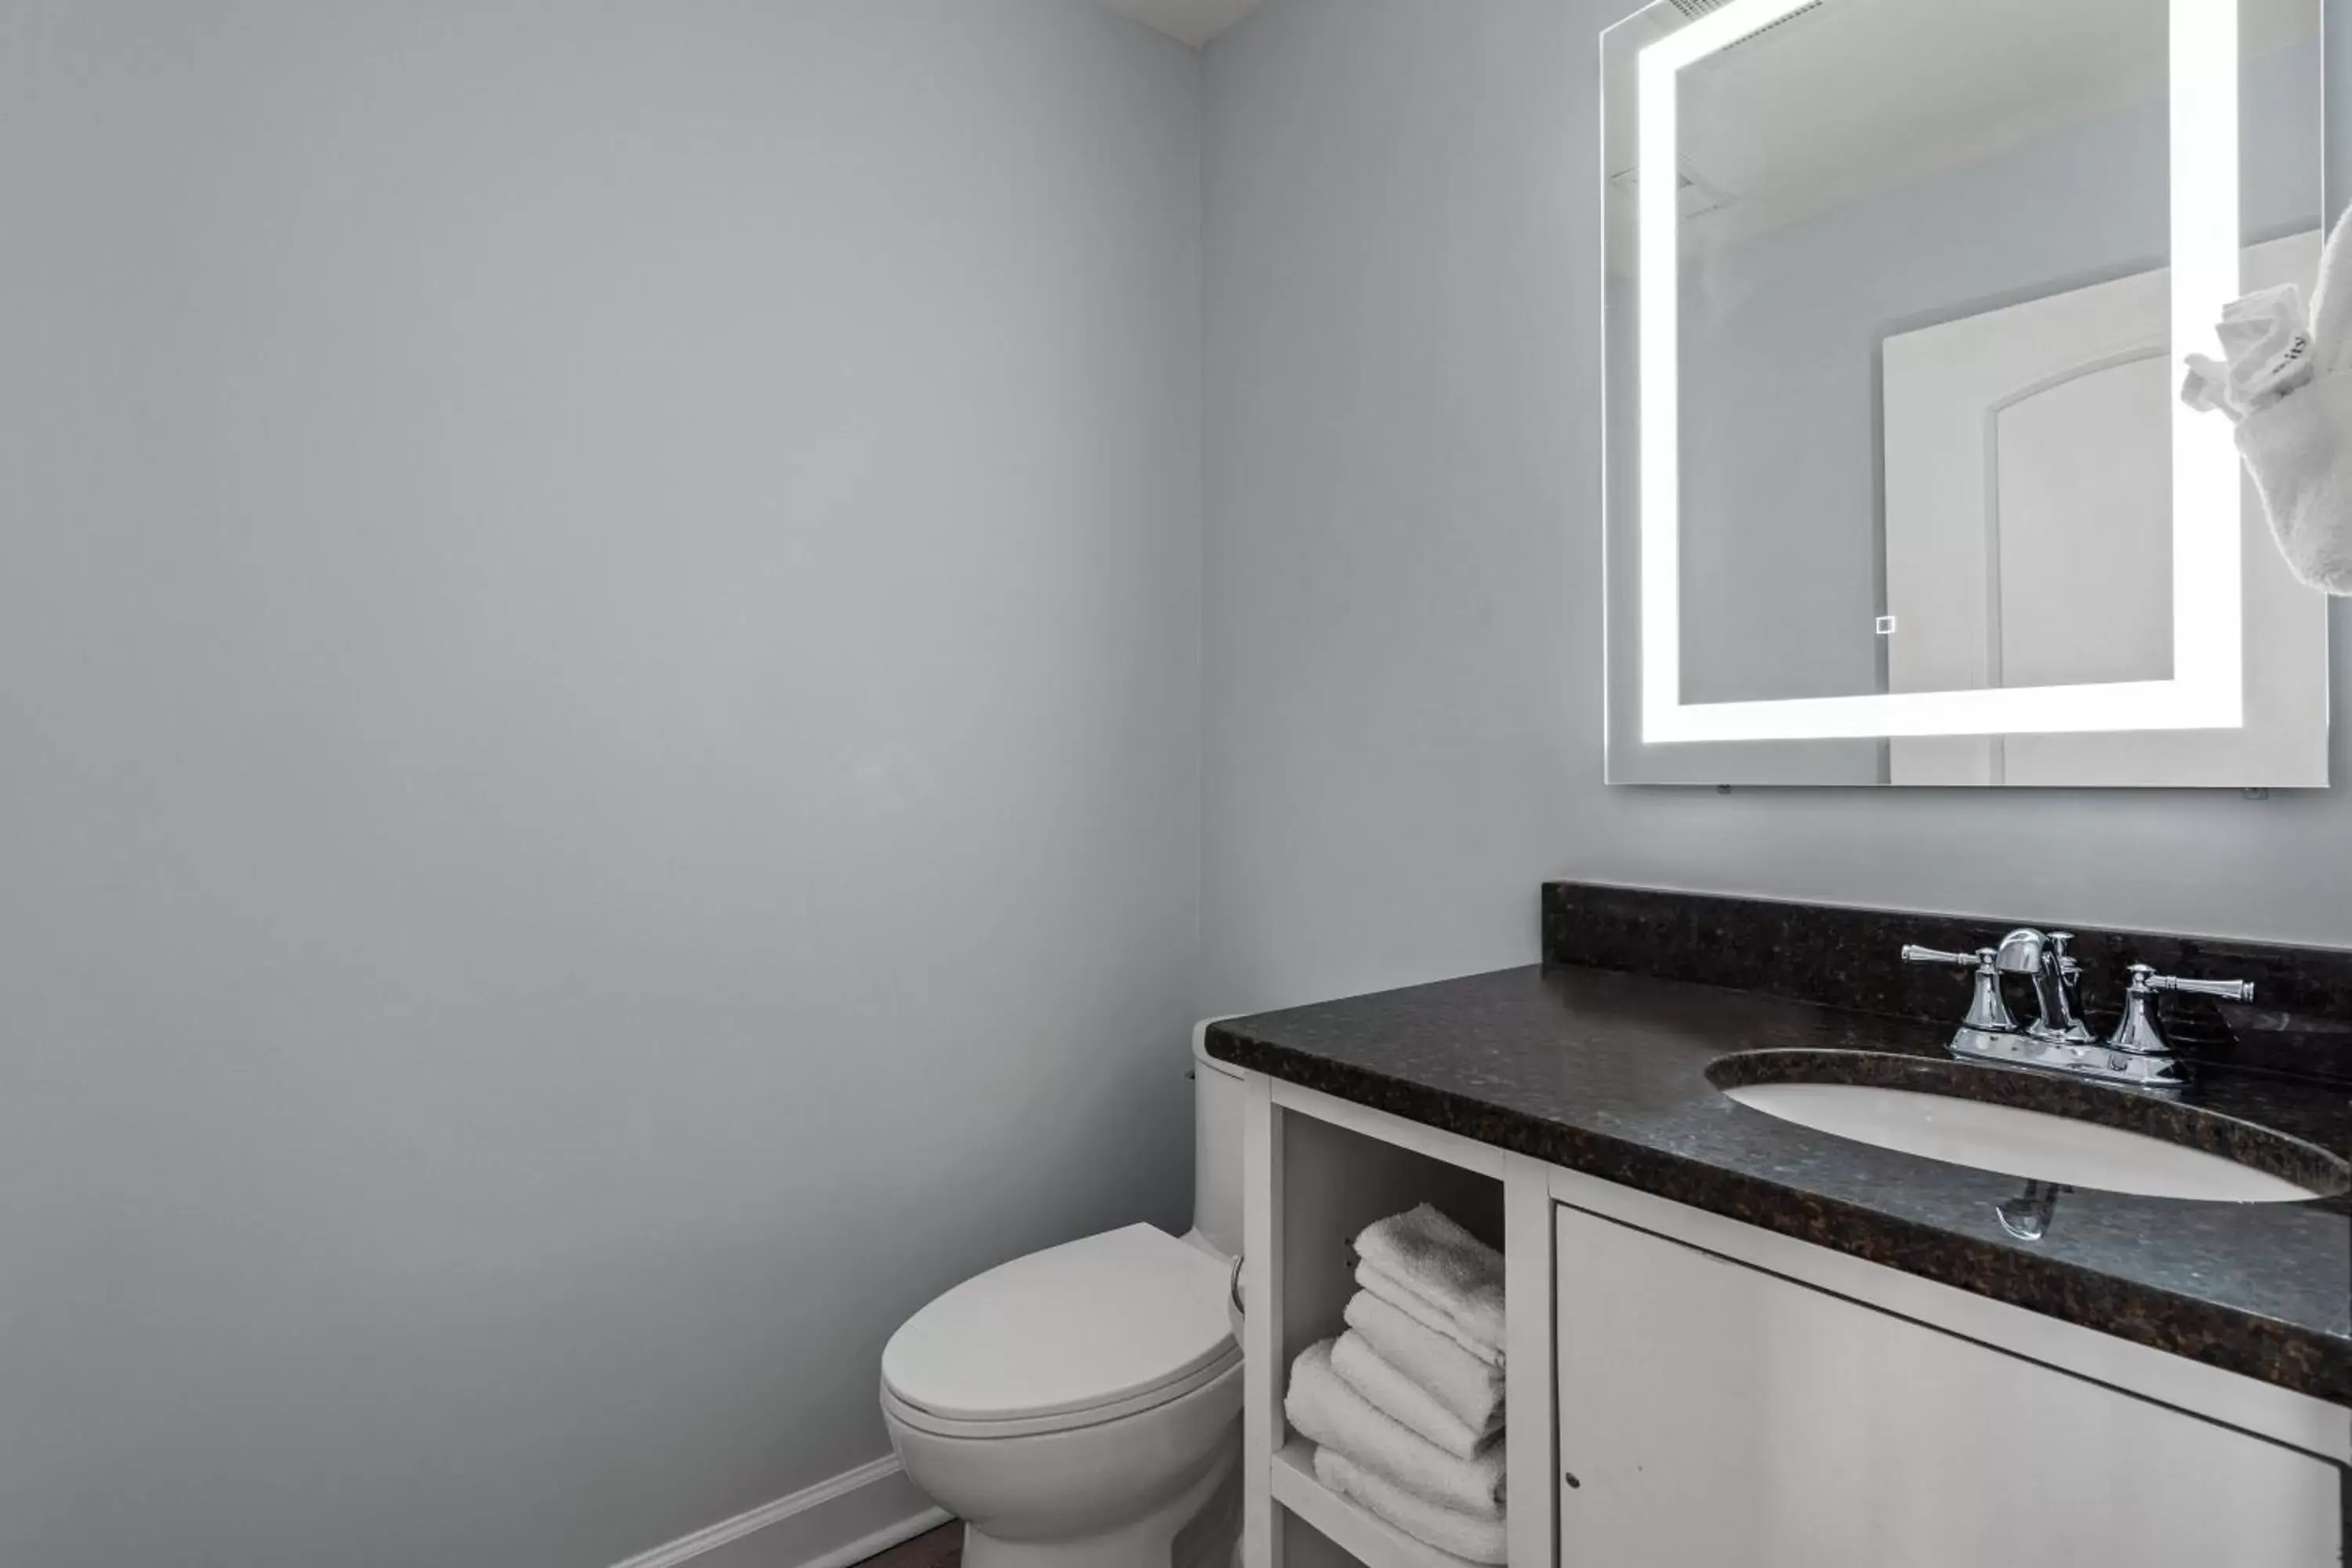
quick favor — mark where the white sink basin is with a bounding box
[1722,1080,2326,1203]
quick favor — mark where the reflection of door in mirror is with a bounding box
[1882,232,2329,786]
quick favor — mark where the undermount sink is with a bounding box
[1711,1053,2348,1204]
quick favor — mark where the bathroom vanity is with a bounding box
[1213,885,2350,1568]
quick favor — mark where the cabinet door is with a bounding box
[1555,1204,2340,1567]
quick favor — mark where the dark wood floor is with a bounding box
[858,1521,960,1568]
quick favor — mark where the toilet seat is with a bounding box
[880,1354,1240,1440]
[881,1224,1240,1439]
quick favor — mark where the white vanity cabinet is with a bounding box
[1554,1202,2343,1566]
[1236,1069,2350,1568]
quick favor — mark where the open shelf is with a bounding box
[1271,1439,1484,1568]
[1276,1113,1504,1388]
[1244,1083,1541,1568]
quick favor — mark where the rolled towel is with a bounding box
[1314,1446,1508,1566]
[1354,1204,1506,1359]
[1285,1339,1504,1518]
[1356,1261,1502,1369]
[1331,1329,1496,1460]
[1343,1293,1505,1443]
[2182,282,2316,419]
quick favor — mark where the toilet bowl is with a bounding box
[882,1342,1240,1568]
[880,1029,1247,1568]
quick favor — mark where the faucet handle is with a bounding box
[2109,964,2254,1059]
[1902,944,1991,969]
[2135,964,2255,1004]
[1902,944,2016,1034]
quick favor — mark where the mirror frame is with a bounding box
[1628,0,2246,745]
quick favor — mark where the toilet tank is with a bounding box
[1190,1023,1246,1259]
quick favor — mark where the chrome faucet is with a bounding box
[1991,927,2092,1044]
[1903,930,2252,1089]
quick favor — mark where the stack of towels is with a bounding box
[1283,1204,1507,1564]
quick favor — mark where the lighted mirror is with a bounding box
[1602,0,2331,786]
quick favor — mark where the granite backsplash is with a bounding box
[1543,882,2352,1088]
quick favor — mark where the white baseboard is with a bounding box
[611,1455,950,1568]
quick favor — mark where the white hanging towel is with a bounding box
[2182,204,2352,593]
[2239,377,2352,593]
[1352,1204,1507,1358]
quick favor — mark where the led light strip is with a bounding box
[1637,0,2243,744]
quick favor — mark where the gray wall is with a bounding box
[0,4,1201,1566]
[1201,0,2352,1018]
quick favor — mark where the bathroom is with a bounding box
[3,0,2347,1564]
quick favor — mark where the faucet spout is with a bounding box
[1994,928,2091,1043]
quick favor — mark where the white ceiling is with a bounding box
[1093,0,1260,48]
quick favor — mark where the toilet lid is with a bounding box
[881,1225,1237,1425]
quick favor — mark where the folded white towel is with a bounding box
[1344,1290,1505,1439]
[1314,1445,1508,1566]
[1354,1205,1506,1358]
[1331,1329,1497,1460]
[1356,1261,1503,1369]
[1285,1339,1505,1518]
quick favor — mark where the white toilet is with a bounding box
[880,1029,1247,1568]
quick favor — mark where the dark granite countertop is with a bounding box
[1204,962,2352,1403]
